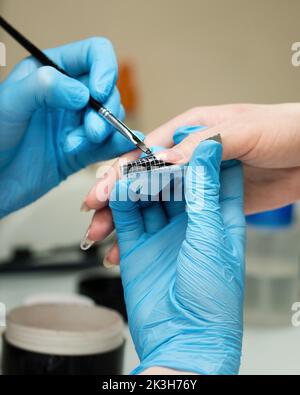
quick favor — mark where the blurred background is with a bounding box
[1,0,300,374]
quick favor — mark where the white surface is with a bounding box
[0,271,299,374]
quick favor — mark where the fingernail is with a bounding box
[103,254,115,268]
[100,172,108,181]
[80,202,91,213]
[80,230,95,251]
[206,133,222,144]
[156,148,184,163]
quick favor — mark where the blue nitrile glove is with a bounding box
[109,137,246,375]
[0,38,143,218]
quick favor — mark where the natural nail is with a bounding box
[156,148,184,163]
[103,254,115,269]
[80,202,91,213]
[80,230,95,251]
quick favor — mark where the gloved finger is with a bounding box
[163,199,185,220]
[155,125,213,166]
[65,103,125,153]
[55,110,83,155]
[109,179,144,256]
[63,125,86,153]
[173,125,207,145]
[220,164,245,261]
[0,66,89,122]
[162,192,185,220]
[64,128,144,170]
[161,126,207,219]
[118,104,126,121]
[84,87,122,143]
[45,37,118,102]
[142,203,168,235]
[184,140,223,246]
[87,129,145,162]
[77,73,90,88]
[62,109,83,132]
[161,172,185,220]
[87,40,118,103]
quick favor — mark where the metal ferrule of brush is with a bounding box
[98,106,136,144]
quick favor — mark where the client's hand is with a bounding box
[81,103,300,266]
[109,140,245,374]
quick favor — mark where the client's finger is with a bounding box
[103,239,120,268]
[81,104,250,211]
[80,207,114,250]
[83,149,140,211]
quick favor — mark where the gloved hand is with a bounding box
[0,38,143,218]
[110,139,246,374]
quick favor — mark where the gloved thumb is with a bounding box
[184,138,223,245]
[173,125,207,145]
[109,179,144,257]
[0,66,89,121]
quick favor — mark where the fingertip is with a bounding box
[140,145,165,158]
[103,131,143,157]
[85,87,122,143]
[109,177,142,214]
[105,242,120,266]
[87,208,114,241]
[59,74,89,110]
[84,184,98,210]
[63,127,87,153]
[90,64,117,103]
[73,83,90,108]
[85,109,111,143]
[109,179,129,208]
[33,66,89,111]
[191,139,223,168]
[184,140,223,216]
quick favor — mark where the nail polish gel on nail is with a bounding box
[156,148,184,163]
[103,255,115,269]
[80,232,95,251]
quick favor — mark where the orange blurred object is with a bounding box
[117,61,138,115]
